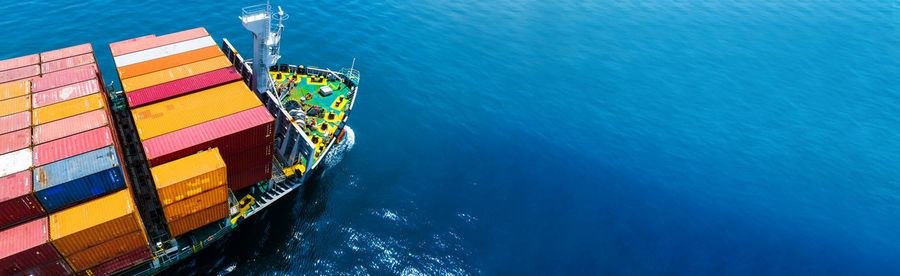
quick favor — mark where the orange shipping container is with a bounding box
[152,148,227,206]
[131,81,261,140]
[120,56,231,93]
[0,95,30,117]
[167,202,228,237]
[162,185,227,222]
[64,231,147,272]
[48,190,143,256]
[0,79,30,101]
[32,93,104,125]
[117,46,224,79]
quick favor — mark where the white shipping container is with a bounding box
[113,36,216,67]
[0,148,32,177]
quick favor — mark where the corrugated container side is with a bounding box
[0,95,30,117]
[64,230,146,272]
[222,140,274,173]
[0,54,39,72]
[0,128,30,156]
[0,148,31,178]
[121,56,231,92]
[32,126,112,167]
[152,148,226,206]
[32,109,108,145]
[32,92,104,125]
[17,258,73,276]
[131,81,262,140]
[229,162,272,191]
[31,64,97,93]
[0,170,44,230]
[40,43,93,62]
[0,111,30,135]
[32,79,100,109]
[162,185,227,222]
[142,105,274,166]
[0,79,30,101]
[118,45,224,79]
[113,36,216,68]
[0,218,60,275]
[77,246,151,276]
[0,65,39,84]
[48,190,141,256]
[126,67,241,108]
[110,28,208,56]
[167,202,228,237]
[32,146,126,212]
[41,53,96,74]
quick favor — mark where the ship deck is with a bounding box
[270,69,352,160]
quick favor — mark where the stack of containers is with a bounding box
[109,27,275,196]
[151,148,229,237]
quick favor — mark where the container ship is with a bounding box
[0,4,357,275]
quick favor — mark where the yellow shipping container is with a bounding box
[0,95,30,117]
[131,81,261,140]
[0,79,30,101]
[162,185,227,223]
[168,202,229,237]
[32,93,105,125]
[49,190,143,256]
[64,231,147,271]
[120,56,232,92]
[152,148,227,206]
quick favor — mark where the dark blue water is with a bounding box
[3,1,899,274]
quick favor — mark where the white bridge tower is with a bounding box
[240,3,288,94]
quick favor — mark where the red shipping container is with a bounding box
[222,141,274,173]
[18,259,72,276]
[126,67,241,108]
[0,54,39,72]
[0,111,29,135]
[230,162,272,191]
[110,28,209,56]
[0,170,44,230]
[32,79,101,109]
[0,65,39,83]
[41,43,93,62]
[32,126,113,167]
[76,246,150,276]
[142,106,274,167]
[32,109,108,145]
[40,53,96,74]
[0,218,60,275]
[31,64,98,93]
[0,128,30,156]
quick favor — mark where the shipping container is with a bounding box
[32,109,108,145]
[126,67,241,108]
[0,111,30,135]
[113,36,217,67]
[77,246,151,276]
[48,190,142,256]
[31,64,98,93]
[117,46,224,79]
[32,92,104,125]
[222,140,274,173]
[0,218,60,275]
[131,81,262,140]
[121,56,231,92]
[41,53,96,74]
[0,54,39,72]
[32,126,113,167]
[167,202,228,237]
[152,148,226,206]
[0,170,43,230]
[0,148,31,178]
[162,185,227,222]
[16,258,73,276]
[229,162,272,191]
[0,95,30,117]
[0,65,39,84]
[142,106,274,166]
[0,128,30,156]
[64,230,146,272]
[0,79,30,101]
[32,79,101,109]
[33,146,126,212]
[41,43,93,62]
[110,28,209,56]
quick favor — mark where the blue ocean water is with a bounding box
[2,1,898,274]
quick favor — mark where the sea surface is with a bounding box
[2,1,898,275]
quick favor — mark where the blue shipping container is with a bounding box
[32,146,126,212]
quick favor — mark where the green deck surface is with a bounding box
[270,70,351,159]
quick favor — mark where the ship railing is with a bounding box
[241,4,270,19]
